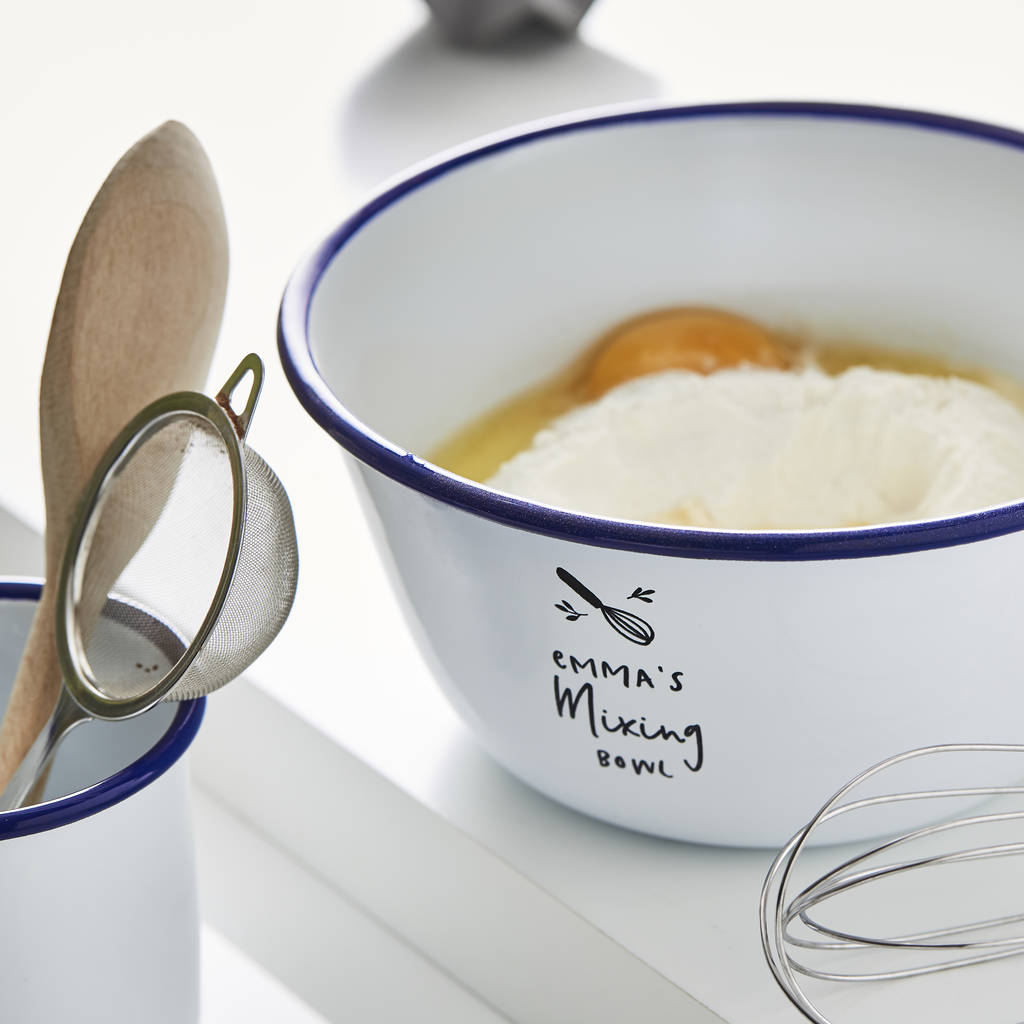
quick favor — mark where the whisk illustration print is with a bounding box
[555,567,655,646]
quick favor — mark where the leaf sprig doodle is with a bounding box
[629,587,655,603]
[555,600,588,622]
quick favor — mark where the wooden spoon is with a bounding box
[0,121,229,792]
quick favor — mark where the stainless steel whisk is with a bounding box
[760,742,1024,1023]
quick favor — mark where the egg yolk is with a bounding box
[583,307,790,399]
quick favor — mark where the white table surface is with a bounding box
[201,924,328,1024]
[5,2,1024,1021]
[195,784,507,1024]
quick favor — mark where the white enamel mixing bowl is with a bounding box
[0,580,204,1022]
[280,102,1024,847]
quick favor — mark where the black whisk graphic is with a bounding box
[556,567,655,646]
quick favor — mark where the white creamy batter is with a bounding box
[486,366,1024,529]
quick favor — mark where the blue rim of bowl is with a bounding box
[278,99,1024,562]
[0,580,205,840]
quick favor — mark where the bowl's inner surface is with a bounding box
[0,598,174,802]
[309,112,1024,460]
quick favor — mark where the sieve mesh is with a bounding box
[72,412,234,702]
[67,404,297,708]
[170,445,298,700]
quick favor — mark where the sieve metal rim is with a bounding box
[54,386,249,721]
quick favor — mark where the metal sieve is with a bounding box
[0,353,298,811]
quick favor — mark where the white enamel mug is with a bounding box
[280,102,1024,847]
[0,580,204,1022]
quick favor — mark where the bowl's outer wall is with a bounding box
[359,461,1024,847]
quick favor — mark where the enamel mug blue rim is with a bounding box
[278,99,1024,562]
[0,580,205,840]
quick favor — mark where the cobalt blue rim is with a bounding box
[0,581,205,840]
[278,99,1024,562]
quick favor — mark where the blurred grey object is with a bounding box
[424,0,597,45]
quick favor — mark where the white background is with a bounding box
[3,2,1024,1021]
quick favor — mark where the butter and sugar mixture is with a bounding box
[487,365,1024,529]
[434,307,1024,529]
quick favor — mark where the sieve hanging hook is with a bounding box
[216,351,263,440]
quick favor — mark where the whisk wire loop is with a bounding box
[794,904,1024,951]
